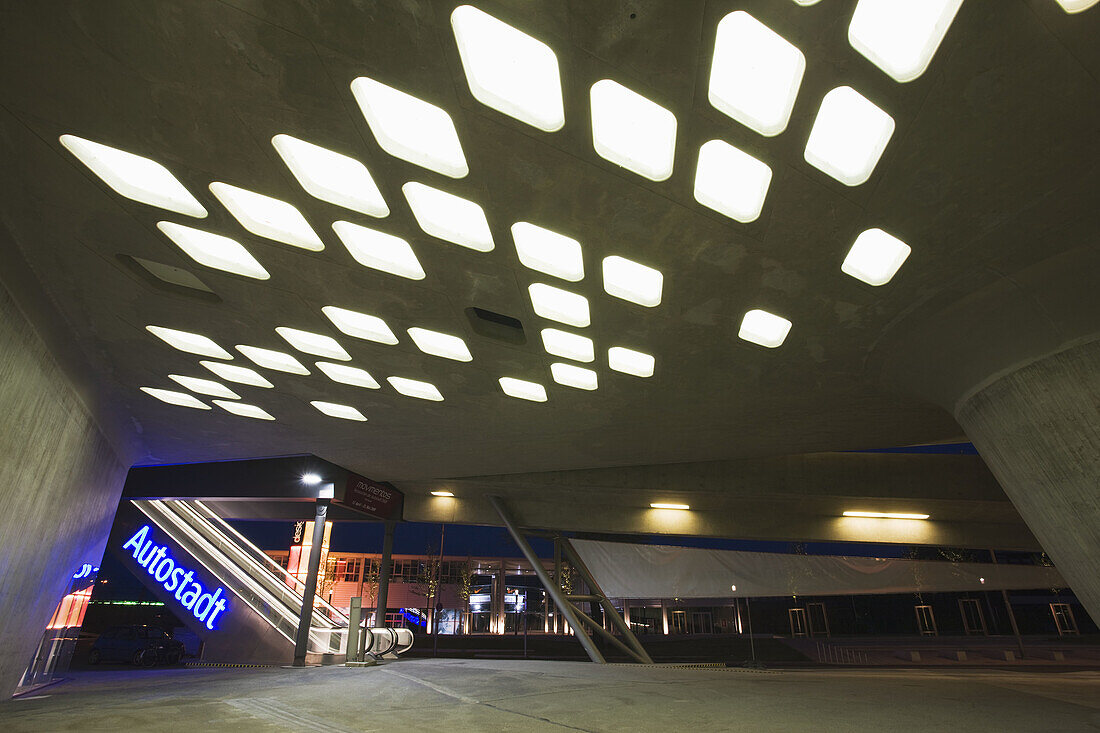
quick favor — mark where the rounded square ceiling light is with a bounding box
[1056,0,1100,11]
[59,135,207,218]
[590,80,677,181]
[407,327,473,362]
[529,283,590,328]
[140,387,210,410]
[511,222,584,282]
[199,360,274,388]
[156,222,270,280]
[804,86,895,186]
[499,377,547,402]
[451,5,565,132]
[541,328,594,363]
[738,309,792,348]
[146,326,231,360]
[550,363,598,391]
[602,256,663,307]
[607,347,655,378]
[841,228,912,286]
[310,400,367,421]
[402,183,494,252]
[387,376,444,402]
[168,374,240,400]
[213,400,274,420]
[694,140,773,224]
[271,134,389,218]
[332,221,425,280]
[276,327,351,361]
[236,345,310,375]
[708,11,806,137]
[350,77,469,179]
[321,306,399,345]
[315,362,380,389]
[209,182,324,251]
[848,0,964,83]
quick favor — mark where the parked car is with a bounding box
[89,625,185,666]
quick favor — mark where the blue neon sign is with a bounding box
[72,563,99,579]
[122,525,229,630]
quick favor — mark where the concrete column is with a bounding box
[374,521,395,627]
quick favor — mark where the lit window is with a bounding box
[59,135,207,218]
[841,228,911,286]
[451,5,565,132]
[311,401,367,421]
[200,361,274,388]
[499,377,547,402]
[541,328,594,363]
[275,327,351,361]
[271,134,389,218]
[387,376,444,401]
[236,345,310,375]
[140,387,210,410]
[168,375,240,400]
[321,306,399,345]
[146,326,231,359]
[315,362,380,389]
[848,0,964,83]
[156,222,270,280]
[551,363,598,391]
[804,86,895,186]
[708,11,806,136]
[608,347,655,378]
[350,77,469,178]
[511,222,584,282]
[529,283,590,328]
[332,221,425,280]
[209,182,323,251]
[407,327,473,362]
[1056,0,1100,12]
[214,400,274,420]
[602,256,663,307]
[590,80,677,181]
[402,183,494,252]
[694,140,772,223]
[738,309,791,348]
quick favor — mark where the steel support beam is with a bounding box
[292,496,329,666]
[374,520,395,627]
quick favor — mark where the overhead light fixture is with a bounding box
[140,387,211,410]
[402,182,494,252]
[156,222,270,280]
[528,283,590,328]
[451,5,565,132]
[694,140,773,223]
[407,327,473,362]
[843,511,930,520]
[848,0,964,83]
[310,400,367,421]
[59,135,207,218]
[209,182,323,252]
[841,228,912,286]
[511,222,584,282]
[213,400,274,420]
[146,326,231,360]
[541,328,594,363]
[168,374,240,400]
[1056,0,1100,12]
[792,0,823,5]
[607,346,655,378]
[431,490,456,497]
[804,86,895,187]
[350,76,469,178]
[315,362,380,389]
[276,327,351,361]
[321,306,399,345]
[271,134,389,218]
[602,256,663,307]
[738,309,792,348]
[387,376,444,402]
[332,221,425,280]
[590,79,677,181]
[499,377,547,402]
[199,360,274,388]
[550,363,598,391]
[236,345,310,375]
[708,11,806,137]
[651,503,689,510]
[301,473,323,485]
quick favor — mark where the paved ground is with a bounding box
[4,659,1099,732]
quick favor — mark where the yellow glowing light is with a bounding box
[843,511,929,520]
[431,491,456,497]
[651,503,690,510]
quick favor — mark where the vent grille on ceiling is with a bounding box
[465,307,526,345]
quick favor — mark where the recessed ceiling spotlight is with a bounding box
[275,327,351,361]
[310,400,367,421]
[209,182,324,252]
[651,502,690,510]
[199,360,274,388]
[590,79,677,181]
[315,362,380,389]
[402,182,494,252]
[694,140,773,223]
[841,228,912,286]
[451,5,565,132]
[146,326,231,359]
[708,11,806,137]
[332,221,425,280]
[499,377,547,402]
[431,490,456,497]
[602,256,663,307]
[236,345,310,375]
[321,306,399,345]
[156,222,270,280]
[213,400,275,420]
[529,283,590,328]
[792,0,823,5]
[608,347,655,378]
[541,328,594,363]
[350,76,469,178]
[843,511,930,520]
[511,222,584,282]
[271,134,389,218]
[550,363,598,391]
[59,135,208,218]
[301,473,322,485]
[738,309,792,348]
[804,86,895,187]
[168,374,240,400]
[407,327,473,362]
[848,0,964,83]
[387,376,445,402]
[1056,0,1100,12]
[140,387,210,410]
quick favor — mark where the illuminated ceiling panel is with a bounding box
[590,80,677,181]
[214,400,274,420]
[407,327,473,362]
[140,387,210,410]
[236,345,310,374]
[804,86,895,186]
[209,182,324,251]
[275,327,351,361]
[156,222,270,280]
[511,222,584,282]
[146,326,231,359]
[271,134,389,218]
[607,347,654,378]
[402,182,494,252]
[199,361,274,388]
[387,376,444,402]
[321,306,399,345]
[168,374,240,400]
[694,140,773,223]
[541,328,594,363]
[738,309,792,348]
[332,221,425,280]
[311,400,367,421]
[602,256,663,308]
[551,362,598,391]
[499,376,547,402]
[529,283,590,328]
[315,362,380,389]
[848,0,964,83]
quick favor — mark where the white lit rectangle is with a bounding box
[276,327,351,361]
[738,309,792,348]
[214,400,274,420]
[804,86,895,187]
[590,80,677,182]
[322,306,399,345]
[168,374,240,400]
[333,221,425,280]
[146,326,231,360]
[602,256,663,307]
[529,283,590,328]
[694,140,772,223]
[200,360,274,388]
[271,134,389,218]
[843,511,929,520]
[156,222,270,280]
[311,400,367,421]
[209,182,324,252]
[551,363,598,391]
[402,182,494,252]
[387,376,444,402]
[511,222,584,282]
[315,362,380,389]
[407,327,473,362]
[499,377,547,402]
[541,328,594,363]
[140,387,210,410]
[848,0,964,83]
[236,345,310,375]
[651,503,689,510]
[608,346,654,378]
[841,228,911,286]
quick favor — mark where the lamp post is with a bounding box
[292,476,333,667]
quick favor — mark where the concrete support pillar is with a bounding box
[375,521,395,627]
